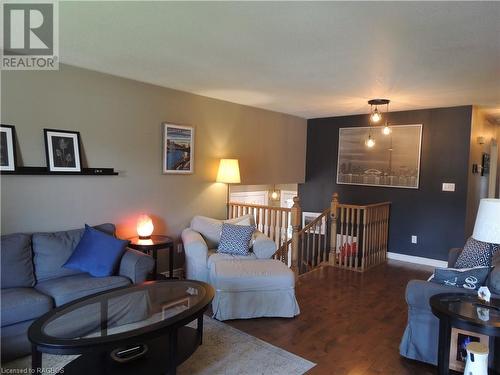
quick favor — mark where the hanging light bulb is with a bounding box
[370,107,382,123]
[365,135,375,148]
[382,125,391,135]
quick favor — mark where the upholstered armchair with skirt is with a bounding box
[181,214,300,320]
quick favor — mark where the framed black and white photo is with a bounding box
[44,129,82,172]
[0,124,17,171]
[337,124,423,189]
[302,212,326,235]
[163,123,194,174]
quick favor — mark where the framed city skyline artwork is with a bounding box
[337,124,423,189]
[163,123,194,174]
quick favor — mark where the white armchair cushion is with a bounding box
[209,259,295,292]
[207,250,257,269]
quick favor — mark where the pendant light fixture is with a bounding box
[365,134,375,148]
[368,99,390,125]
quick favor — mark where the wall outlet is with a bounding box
[411,235,417,244]
[442,183,455,192]
[177,243,183,254]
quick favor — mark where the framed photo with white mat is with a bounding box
[44,129,82,173]
[449,328,489,372]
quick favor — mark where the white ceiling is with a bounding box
[59,1,500,119]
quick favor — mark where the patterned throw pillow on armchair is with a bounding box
[217,223,255,256]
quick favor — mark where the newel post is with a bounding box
[290,196,302,278]
[329,193,339,265]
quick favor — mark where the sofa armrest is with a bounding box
[119,248,154,284]
[448,248,462,268]
[252,231,277,259]
[405,279,476,310]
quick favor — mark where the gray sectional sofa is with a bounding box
[400,247,500,369]
[0,223,154,361]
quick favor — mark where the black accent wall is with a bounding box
[299,106,472,261]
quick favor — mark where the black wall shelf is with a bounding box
[0,167,118,176]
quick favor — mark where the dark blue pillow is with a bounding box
[63,225,128,277]
[430,266,490,290]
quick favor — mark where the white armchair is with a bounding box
[182,214,299,321]
[181,215,277,282]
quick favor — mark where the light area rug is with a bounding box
[3,316,315,375]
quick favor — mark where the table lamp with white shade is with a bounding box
[216,159,241,218]
[472,198,500,258]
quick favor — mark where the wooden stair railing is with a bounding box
[329,195,391,272]
[290,194,391,276]
[229,194,391,277]
[228,202,292,264]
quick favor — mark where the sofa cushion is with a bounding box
[207,249,257,268]
[454,237,499,268]
[190,215,255,248]
[32,223,116,282]
[209,259,295,292]
[1,288,53,326]
[218,223,255,256]
[35,273,130,306]
[64,225,128,277]
[0,233,35,288]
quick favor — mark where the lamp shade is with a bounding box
[472,199,500,244]
[216,159,241,183]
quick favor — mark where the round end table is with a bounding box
[430,292,500,375]
[128,235,174,280]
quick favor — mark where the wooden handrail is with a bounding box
[228,201,291,212]
[337,201,391,210]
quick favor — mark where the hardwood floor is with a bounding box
[226,260,437,375]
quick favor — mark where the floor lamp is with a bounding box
[216,159,241,219]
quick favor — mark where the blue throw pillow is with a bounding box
[63,225,128,277]
[217,223,255,256]
[429,266,490,290]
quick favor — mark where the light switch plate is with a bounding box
[411,235,417,244]
[442,183,455,192]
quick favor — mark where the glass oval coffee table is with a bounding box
[28,280,214,375]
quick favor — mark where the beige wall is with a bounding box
[465,106,500,236]
[1,65,306,251]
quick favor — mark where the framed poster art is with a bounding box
[337,124,422,189]
[43,129,82,172]
[0,124,17,171]
[163,123,194,174]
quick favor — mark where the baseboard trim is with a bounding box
[387,252,447,268]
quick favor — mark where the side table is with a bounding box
[128,235,175,280]
[430,292,500,375]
